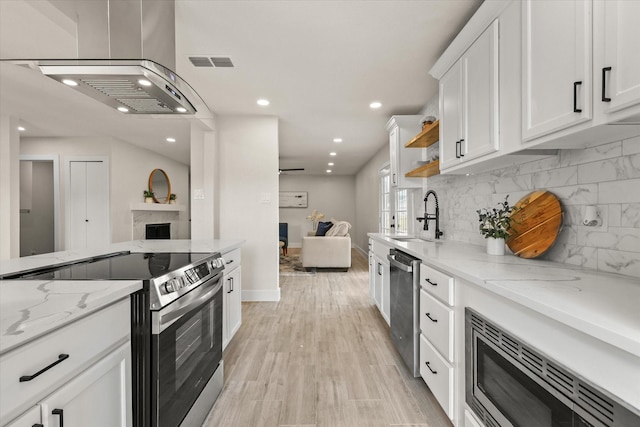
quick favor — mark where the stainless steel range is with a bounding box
[6,251,226,427]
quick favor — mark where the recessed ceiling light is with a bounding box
[17,126,25,131]
[257,99,270,106]
[62,79,78,86]
[328,162,334,166]
[117,106,129,113]
[175,107,187,113]
[166,137,176,143]
[138,79,152,87]
[369,101,382,109]
[329,152,337,156]
[326,169,332,173]
[333,138,343,143]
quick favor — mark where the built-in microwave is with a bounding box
[465,308,639,427]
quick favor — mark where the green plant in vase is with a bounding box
[476,195,517,255]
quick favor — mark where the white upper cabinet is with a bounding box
[386,116,423,188]
[596,0,640,118]
[439,21,499,171]
[522,0,592,140]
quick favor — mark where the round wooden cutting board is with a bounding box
[506,191,563,259]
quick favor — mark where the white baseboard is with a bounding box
[354,245,368,258]
[242,288,281,302]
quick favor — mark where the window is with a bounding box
[395,189,408,234]
[379,164,412,234]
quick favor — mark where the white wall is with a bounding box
[1,116,23,259]
[279,174,356,247]
[218,115,280,301]
[20,161,54,256]
[20,136,190,248]
[353,145,388,253]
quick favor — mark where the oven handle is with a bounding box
[153,274,223,334]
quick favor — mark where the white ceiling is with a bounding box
[0,0,482,173]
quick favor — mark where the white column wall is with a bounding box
[0,116,20,259]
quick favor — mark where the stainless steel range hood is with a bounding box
[3,0,208,116]
[32,59,201,115]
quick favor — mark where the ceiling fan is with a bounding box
[278,168,304,174]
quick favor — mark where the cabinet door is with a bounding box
[439,62,462,170]
[380,258,390,326]
[462,20,500,161]
[600,0,640,114]
[4,406,41,427]
[373,255,382,311]
[522,0,592,140]
[40,342,132,427]
[225,267,242,347]
[368,252,376,304]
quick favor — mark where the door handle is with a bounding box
[602,67,612,102]
[573,81,583,112]
[52,408,64,427]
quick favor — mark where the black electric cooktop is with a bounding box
[4,252,213,281]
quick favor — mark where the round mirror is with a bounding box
[148,169,171,204]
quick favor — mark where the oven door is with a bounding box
[151,274,223,427]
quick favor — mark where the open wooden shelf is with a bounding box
[405,120,439,148]
[405,160,440,178]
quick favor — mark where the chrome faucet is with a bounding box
[416,190,444,239]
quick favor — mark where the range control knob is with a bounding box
[216,258,225,268]
[164,279,176,293]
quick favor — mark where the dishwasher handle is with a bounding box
[387,253,413,273]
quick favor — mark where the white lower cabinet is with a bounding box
[420,335,454,419]
[40,342,132,427]
[0,298,132,427]
[222,248,242,350]
[369,240,392,326]
[4,406,40,427]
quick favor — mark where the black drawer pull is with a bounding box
[32,424,44,427]
[459,139,465,157]
[602,67,612,102]
[20,354,69,382]
[425,278,437,286]
[52,408,64,427]
[573,81,583,112]
[426,313,438,323]
[455,140,461,159]
[425,361,438,374]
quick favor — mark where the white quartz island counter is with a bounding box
[0,239,244,356]
[369,233,640,358]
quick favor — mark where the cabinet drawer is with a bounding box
[0,298,130,425]
[223,248,241,272]
[419,334,454,420]
[371,240,391,260]
[419,290,454,362]
[420,263,454,305]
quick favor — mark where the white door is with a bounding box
[600,0,640,114]
[68,161,109,249]
[439,62,462,171]
[39,342,132,427]
[522,0,592,140]
[462,20,500,161]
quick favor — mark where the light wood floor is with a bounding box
[203,248,452,427]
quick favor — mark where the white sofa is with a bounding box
[301,235,352,268]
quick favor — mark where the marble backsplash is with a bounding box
[417,134,640,278]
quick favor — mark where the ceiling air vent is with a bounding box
[210,57,234,67]
[188,57,213,67]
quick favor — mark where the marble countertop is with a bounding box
[0,239,244,356]
[369,233,640,357]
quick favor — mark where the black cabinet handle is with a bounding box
[226,259,234,265]
[602,67,612,102]
[455,140,460,159]
[426,313,438,323]
[425,278,437,286]
[459,139,465,157]
[425,361,438,374]
[32,424,44,427]
[573,81,583,112]
[52,408,64,427]
[20,354,69,382]
[377,263,382,276]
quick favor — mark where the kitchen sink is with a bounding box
[391,237,438,243]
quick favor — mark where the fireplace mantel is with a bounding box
[130,203,186,212]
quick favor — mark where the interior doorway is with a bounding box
[19,156,60,256]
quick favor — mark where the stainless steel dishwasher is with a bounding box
[387,248,421,377]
